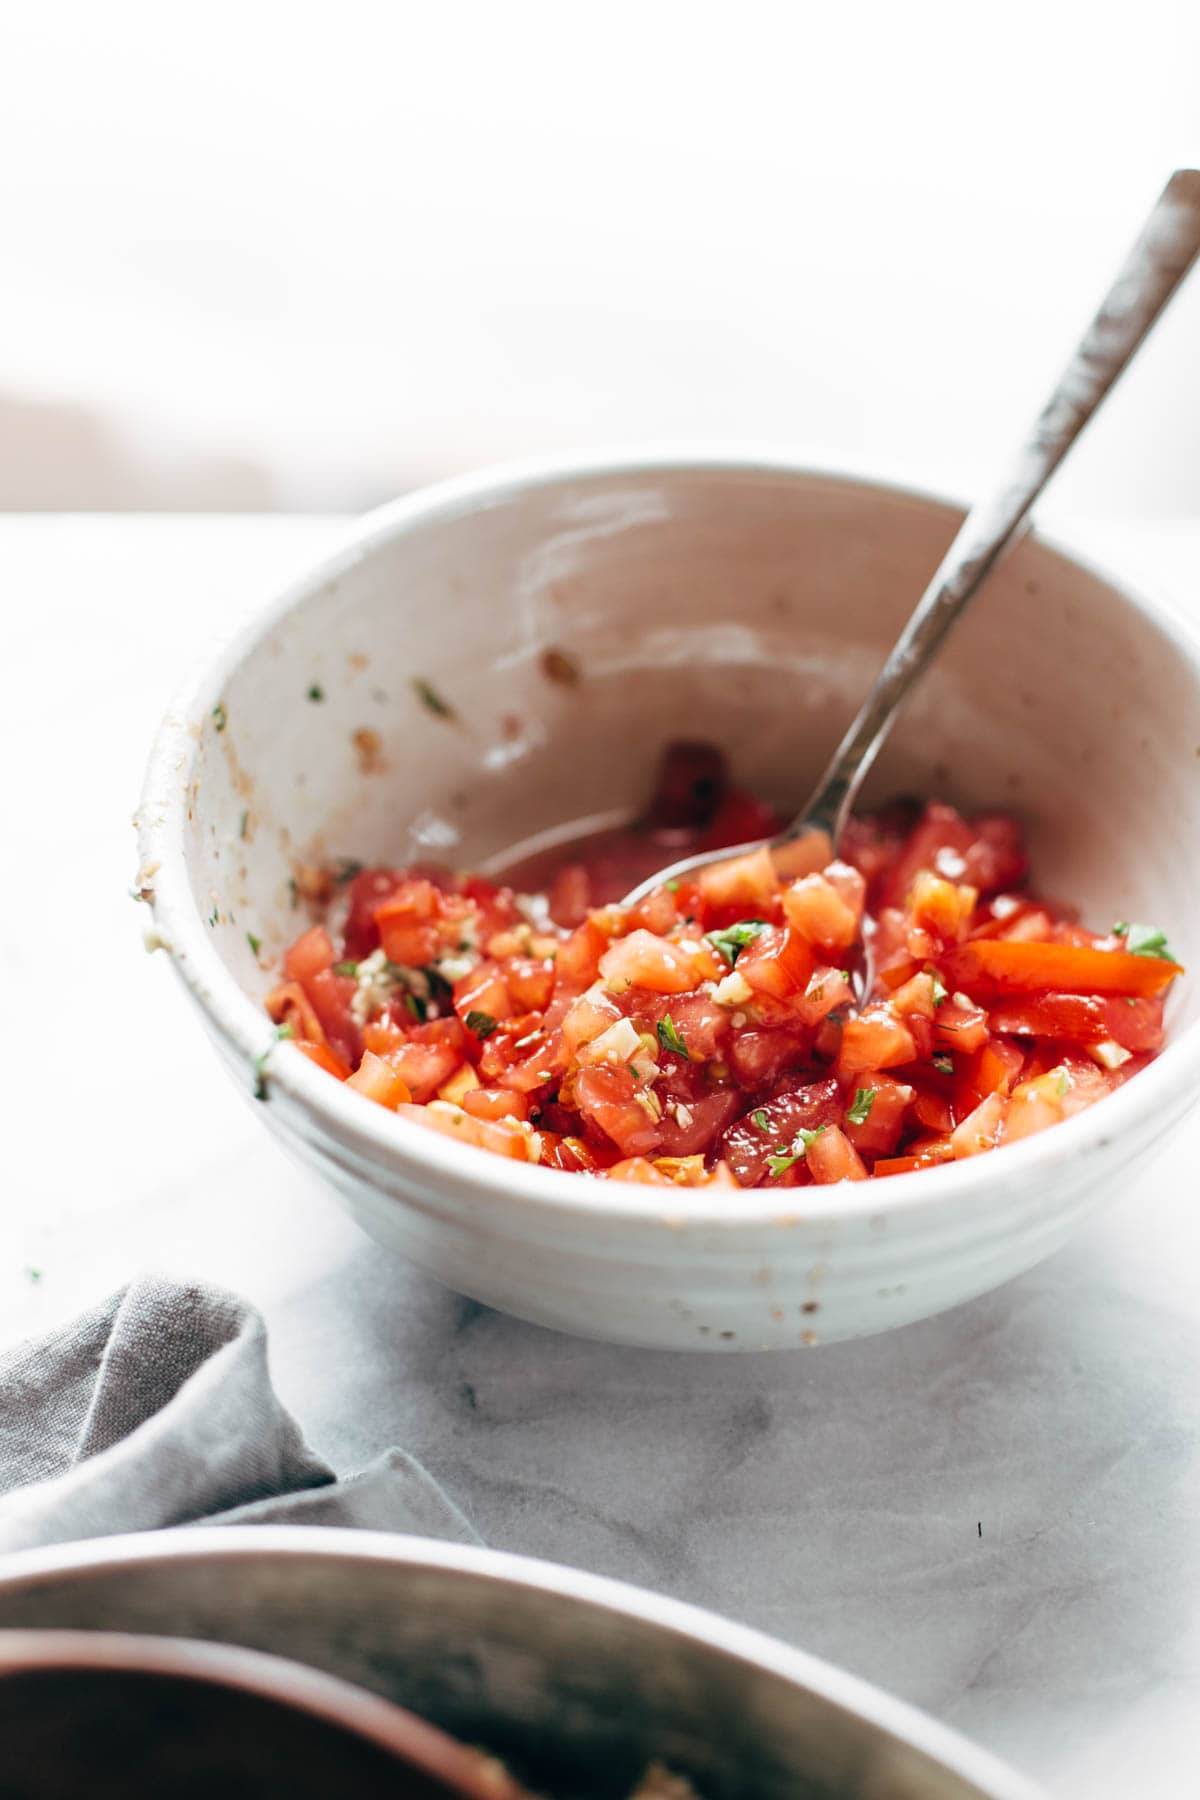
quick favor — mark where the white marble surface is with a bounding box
[5,512,1200,1799]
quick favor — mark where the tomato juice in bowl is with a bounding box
[137,452,1200,1348]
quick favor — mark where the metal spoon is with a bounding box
[623,168,1200,907]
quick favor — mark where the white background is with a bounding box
[1,0,1198,512]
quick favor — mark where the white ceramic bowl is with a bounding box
[137,451,1200,1351]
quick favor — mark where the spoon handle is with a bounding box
[797,167,1200,846]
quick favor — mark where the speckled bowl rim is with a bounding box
[0,1525,1046,1800]
[137,445,1200,1230]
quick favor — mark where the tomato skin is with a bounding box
[717,1077,841,1186]
[944,939,1182,999]
[654,1089,743,1157]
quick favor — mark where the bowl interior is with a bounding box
[183,462,1200,1033]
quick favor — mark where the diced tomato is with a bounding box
[874,1138,955,1176]
[541,1134,604,1173]
[951,1091,1007,1157]
[400,1101,538,1160]
[574,1064,661,1157]
[844,1073,914,1158]
[697,846,779,910]
[343,868,405,959]
[305,966,360,1066]
[727,1027,812,1090]
[782,871,862,953]
[908,870,977,942]
[806,1124,868,1184]
[961,814,1028,895]
[879,802,977,909]
[655,1088,743,1157]
[792,965,854,1026]
[453,961,513,1031]
[934,998,990,1054]
[265,980,327,1048]
[375,879,442,967]
[463,1085,529,1123]
[284,925,336,986]
[1105,995,1165,1053]
[294,1038,352,1080]
[599,928,721,995]
[381,1020,466,1103]
[557,918,609,984]
[736,925,816,1001]
[646,990,730,1062]
[944,939,1182,999]
[717,1077,841,1186]
[346,1049,412,1110]
[836,1007,918,1079]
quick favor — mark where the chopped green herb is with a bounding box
[404,991,426,1022]
[208,905,219,928]
[933,1054,954,1075]
[930,972,949,1006]
[239,809,249,840]
[246,932,262,957]
[25,1266,42,1283]
[705,920,767,966]
[1113,921,1128,936]
[287,877,299,910]
[211,702,227,732]
[333,961,359,978]
[413,677,456,720]
[769,1124,829,1176]
[751,1109,771,1133]
[846,1087,876,1126]
[307,683,325,703]
[666,878,680,893]
[657,1014,690,1059]
[465,1009,498,1039]
[1116,920,1176,961]
[253,1022,293,1100]
[333,858,364,885]
[1056,1067,1071,1097]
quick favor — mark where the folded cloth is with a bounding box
[0,1276,479,1554]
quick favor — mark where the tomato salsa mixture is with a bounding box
[266,743,1183,1188]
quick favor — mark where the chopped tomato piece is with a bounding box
[284,925,336,986]
[944,939,1182,999]
[346,1049,412,1110]
[805,1124,868,1183]
[736,926,816,1001]
[294,1038,352,1080]
[836,1007,917,1079]
[574,1064,661,1157]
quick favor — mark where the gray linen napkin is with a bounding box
[0,1275,479,1554]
